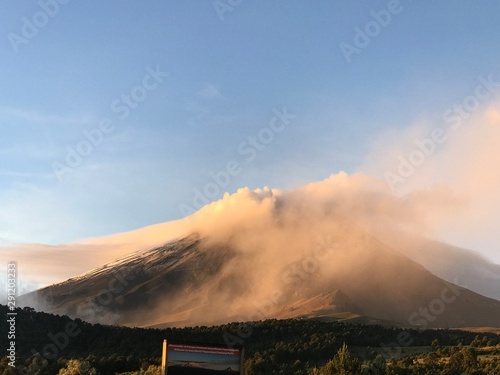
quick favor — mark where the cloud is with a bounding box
[198,84,224,100]
[361,101,500,262]
[187,172,463,250]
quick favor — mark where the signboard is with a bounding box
[161,340,244,375]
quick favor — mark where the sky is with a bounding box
[1,1,499,264]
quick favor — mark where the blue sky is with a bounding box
[1,1,499,259]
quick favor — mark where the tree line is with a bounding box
[1,305,499,374]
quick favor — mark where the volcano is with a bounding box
[20,216,500,329]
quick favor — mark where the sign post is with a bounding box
[161,340,244,374]
[161,339,167,375]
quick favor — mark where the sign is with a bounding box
[162,340,244,375]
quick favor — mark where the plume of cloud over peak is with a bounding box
[187,171,463,247]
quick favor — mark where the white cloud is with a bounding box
[198,84,223,100]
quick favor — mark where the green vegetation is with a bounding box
[58,359,97,375]
[1,305,499,374]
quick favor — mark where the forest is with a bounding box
[1,305,499,374]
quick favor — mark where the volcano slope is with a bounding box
[21,219,500,329]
